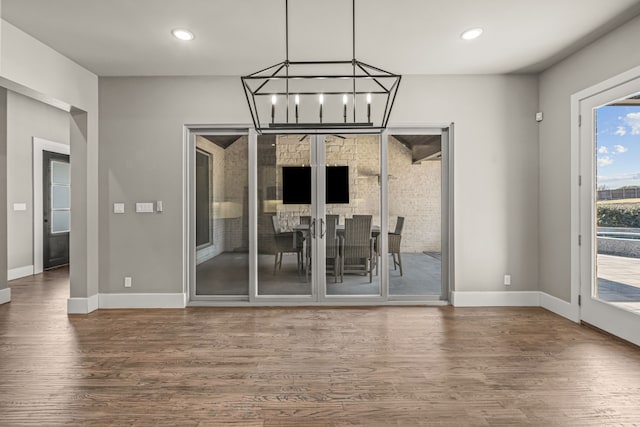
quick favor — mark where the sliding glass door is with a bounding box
[255,134,383,302]
[189,127,450,305]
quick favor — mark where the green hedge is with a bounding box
[597,203,640,227]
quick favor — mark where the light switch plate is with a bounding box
[113,203,125,214]
[136,202,154,213]
[156,200,163,212]
[13,203,27,211]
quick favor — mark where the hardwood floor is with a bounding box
[2,269,640,426]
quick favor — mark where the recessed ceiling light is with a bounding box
[172,29,195,41]
[461,28,483,41]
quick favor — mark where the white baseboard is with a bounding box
[451,291,541,307]
[99,293,186,309]
[540,292,579,322]
[0,287,11,304]
[450,291,579,323]
[67,294,99,314]
[8,265,34,281]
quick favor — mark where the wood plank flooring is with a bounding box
[1,268,640,425]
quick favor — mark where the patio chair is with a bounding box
[342,215,376,283]
[389,216,404,275]
[325,215,342,283]
[270,215,303,274]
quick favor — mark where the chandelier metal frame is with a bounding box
[241,0,401,134]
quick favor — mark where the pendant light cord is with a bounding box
[285,0,289,121]
[352,0,356,61]
[352,0,357,121]
[285,0,289,63]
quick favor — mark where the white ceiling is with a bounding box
[3,0,640,76]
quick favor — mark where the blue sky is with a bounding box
[596,105,640,189]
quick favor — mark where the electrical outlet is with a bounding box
[504,274,511,286]
[124,277,132,288]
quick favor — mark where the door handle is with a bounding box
[311,218,316,239]
[320,218,326,238]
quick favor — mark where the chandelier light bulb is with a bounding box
[343,94,348,123]
[271,95,277,124]
[366,93,372,104]
[319,94,324,105]
[295,94,300,105]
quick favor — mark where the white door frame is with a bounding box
[184,125,454,306]
[572,64,640,346]
[33,137,70,274]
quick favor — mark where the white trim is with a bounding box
[451,291,540,307]
[98,293,186,309]
[7,265,34,281]
[571,64,640,344]
[189,300,449,307]
[67,294,99,314]
[570,63,640,316]
[33,137,69,275]
[540,292,579,322]
[0,288,11,305]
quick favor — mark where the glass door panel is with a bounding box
[579,80,640,346]
[324,135,381,297]
[194,135,249,296]
[257,134,313,296]
[593,99,640,314]
[388,134,442,296]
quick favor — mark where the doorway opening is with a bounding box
[32,138,70,274]
[576,65,640,346]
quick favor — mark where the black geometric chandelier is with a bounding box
[241,0,401,134]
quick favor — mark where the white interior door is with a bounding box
[579,75,640,346]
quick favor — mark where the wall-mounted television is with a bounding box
[326,166,349,204]
[282,166,311,204]
[282,166,349,204]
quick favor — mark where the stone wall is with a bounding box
[388,136,441,253]
[266,134,441,253]
[223,136,248,251]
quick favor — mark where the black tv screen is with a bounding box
[326,166,349,204]
[282,166,311,204]
[282,166,349,204]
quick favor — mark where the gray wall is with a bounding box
[0,88,7,294]
[539,14,640,301]
[99,77,247,293]
[6,91,69,272]
[99,74,539,294]
[1,19,99,304]
[396,75,540,292]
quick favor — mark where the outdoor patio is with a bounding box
[597,253,640,315]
